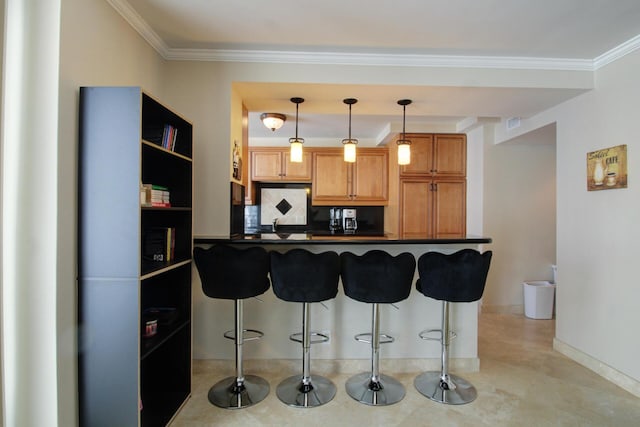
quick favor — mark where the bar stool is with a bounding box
[270,248,340,408]
[340,250,416,406]
[193,245,271,409]
[414,249,492,405]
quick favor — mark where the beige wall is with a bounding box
[483,125,557,312]
[553,49,640,383]
[56,0,166,423]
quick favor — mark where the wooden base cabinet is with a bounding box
[312,148,388,205]
[400,178,466,238]
[79,87,192,427]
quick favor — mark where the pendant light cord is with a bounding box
[295,102,299,139]
[348,103,352,140]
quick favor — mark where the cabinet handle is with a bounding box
[433,183,438,191]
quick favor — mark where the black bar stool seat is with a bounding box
[414,249,492,405]
[193,245,271,409]
[270,249,340,408]
[340,250,416,406]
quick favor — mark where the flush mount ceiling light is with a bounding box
[342,98,358,163]
[260,112,286,131]
[289,97,305,163]
[396,99,412,166]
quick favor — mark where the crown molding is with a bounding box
[109,0,638,72]
[165,48,593,71]
[593,34,640,69]
[106,0,170,57]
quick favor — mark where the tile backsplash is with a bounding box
[260,188,307,225]
[245,183,384,235]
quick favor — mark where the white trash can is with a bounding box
[523,281,556,319]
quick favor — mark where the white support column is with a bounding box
[1,0,61,425]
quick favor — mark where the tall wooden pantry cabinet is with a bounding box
[394,133,467,238]
[78,87,192,426]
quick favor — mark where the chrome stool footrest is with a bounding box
[224,328,264,341]
[289,331,329,344]
[354,332,394,345]
[418,328,456,341]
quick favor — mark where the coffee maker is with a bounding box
[342,208,358,234]
[329,208,342,234]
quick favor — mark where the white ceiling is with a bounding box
[116,0,640,143]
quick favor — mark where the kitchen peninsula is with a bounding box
[192,234,491,374]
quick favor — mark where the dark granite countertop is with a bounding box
[194,233,491,245]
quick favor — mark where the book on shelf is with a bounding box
[143,227,176,262]
[141,183,171,207]
[142,123,178,152]
[162,124,178,152]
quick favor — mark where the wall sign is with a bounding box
[587,144,627,191]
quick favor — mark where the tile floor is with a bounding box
[171,313,640,426]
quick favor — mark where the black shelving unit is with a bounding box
[78,87,192,426]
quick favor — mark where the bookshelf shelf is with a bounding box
[79,87,193,427]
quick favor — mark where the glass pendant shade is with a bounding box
[396,99,412,165]
[260,113,286,131]
[397,141,411,165]
[343,140,357,163]
[289,97,304,163]
[290,138,303,162]
[342,98,358,163]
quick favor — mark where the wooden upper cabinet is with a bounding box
[283,151,313,181]
[400,134,434,176]
[251,150,282,180]
[399,133,466,177]
[353,149,388,202]
[250,147,312,182]
[434,134,466,176]
[312,149,351,202]
[312,148,388,205]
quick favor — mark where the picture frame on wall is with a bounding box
[587,144,627,191]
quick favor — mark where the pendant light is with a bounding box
[342,98,358,163]
[289,97,304,163]
[260,112,286,131]
[396,99,412,165]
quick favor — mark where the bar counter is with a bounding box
[192,233,492,374]
[194,233,491,245]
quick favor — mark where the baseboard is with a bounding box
[553,338,640,398]
[481,304,524,315]
[194,357,480,374]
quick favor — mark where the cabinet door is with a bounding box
[434,134,466,176]
[433,179,466,238]
[400,134,434,176]
[400,179,432,238]
[312,150,351,203]
[251,150,283,181]
[283,150,312,181]
[353,150,388,203]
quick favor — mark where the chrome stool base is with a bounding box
[276,374,336,408]
[208,375,270,409]
[414,371,477,405]
[345,372,405,406]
